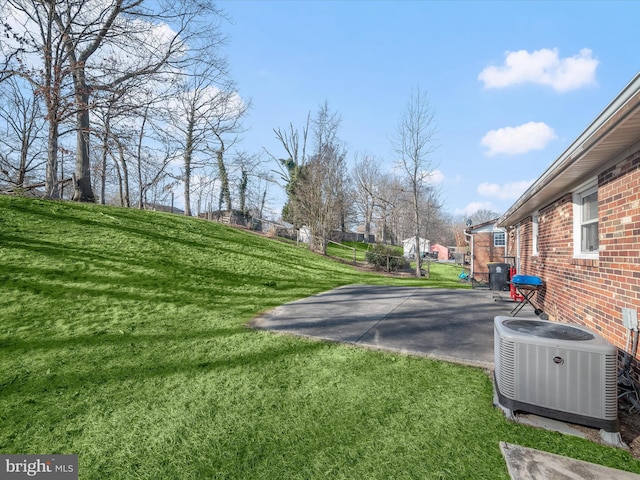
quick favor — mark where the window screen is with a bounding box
[580,190,598,252]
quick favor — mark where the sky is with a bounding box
[216,0,639,219]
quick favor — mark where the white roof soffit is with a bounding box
[498,72,640,228]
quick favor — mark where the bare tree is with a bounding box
[110,135,131,206]
[295,145,349,253]
[266,113,311,225]
[191,171,217,217]
[352,153,382,242]
[134,103,174,210]
[392,88,439,277]
[293,102,350,253]
[451,215,470,248]
[105,86,176,209]
[0,77,46,189]
[363,173,401,244]
[2,0,76,198]
[208,85,249,213]
[166,65,245,216]
[92,80,163,206]
[2,0,229,202]
[471,208,501,224]
[230,151,270,216]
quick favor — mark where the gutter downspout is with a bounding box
[464,229,473,280]
[502,227,508,259]
[516,226,521,273]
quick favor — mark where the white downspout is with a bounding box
[464,230,474,279]
[516,225,521,273]
[502,227,508,258]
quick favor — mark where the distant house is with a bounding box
[331,230,376,243]
[466,219,509,283]
[497,73,640,359]
[146,203,184,215]
[430,243,449,261]
[402,237,430,259]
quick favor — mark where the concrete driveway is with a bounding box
[251,284,533,369]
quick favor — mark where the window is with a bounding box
[494,231,506,247]
[573,180,598,257]
[581,190,598,251]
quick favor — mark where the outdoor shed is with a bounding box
[402,237,430,259]
[497,72,640,363]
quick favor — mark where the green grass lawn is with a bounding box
[326,240,373,263]
[1,196,639,479]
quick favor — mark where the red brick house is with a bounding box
[466,219,508,284]
[497,73,640,358]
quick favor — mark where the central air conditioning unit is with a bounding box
[494,316,618,432]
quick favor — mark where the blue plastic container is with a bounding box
[511,274,543,285]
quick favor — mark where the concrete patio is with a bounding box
[251,284,526,369]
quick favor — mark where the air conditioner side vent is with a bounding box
[498,336,516,398]
[604,353,618,420]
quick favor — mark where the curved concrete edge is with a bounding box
[500,442,640,480]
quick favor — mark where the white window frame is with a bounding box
[494,231,506,247]
[572,178,599,259]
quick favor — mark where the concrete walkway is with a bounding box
[251,284,524,369]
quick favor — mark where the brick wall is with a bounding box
[473,231,506,282]
[513,148,640,358]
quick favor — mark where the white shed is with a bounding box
[402,237,430,259]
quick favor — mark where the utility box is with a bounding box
[488,263,510,291]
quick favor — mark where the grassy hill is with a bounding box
[1,196,638,479]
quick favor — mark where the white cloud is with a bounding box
[481,121,557,156]
[427,169,444,185]
[477,180,533,200]
[478,48,598,92]
[455,201,495,217]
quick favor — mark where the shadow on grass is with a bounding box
[2,239,374,315]
[1,331,329,398]
[4,199,382,283]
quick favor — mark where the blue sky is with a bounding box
[217,0,639,219]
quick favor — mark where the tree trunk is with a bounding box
[45,121,60,198]
[183,110,195,216]
[43,3,59,199]
[117,141,130,207]
[183,157,191,216]
[414,185,421,277]
[239,170,248,214]
[72,68,95,202]
[259,188,266,219]
[216,148,231,211]
[137,106,149,209]
[113,155,123,206]
[99,118,110,204]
